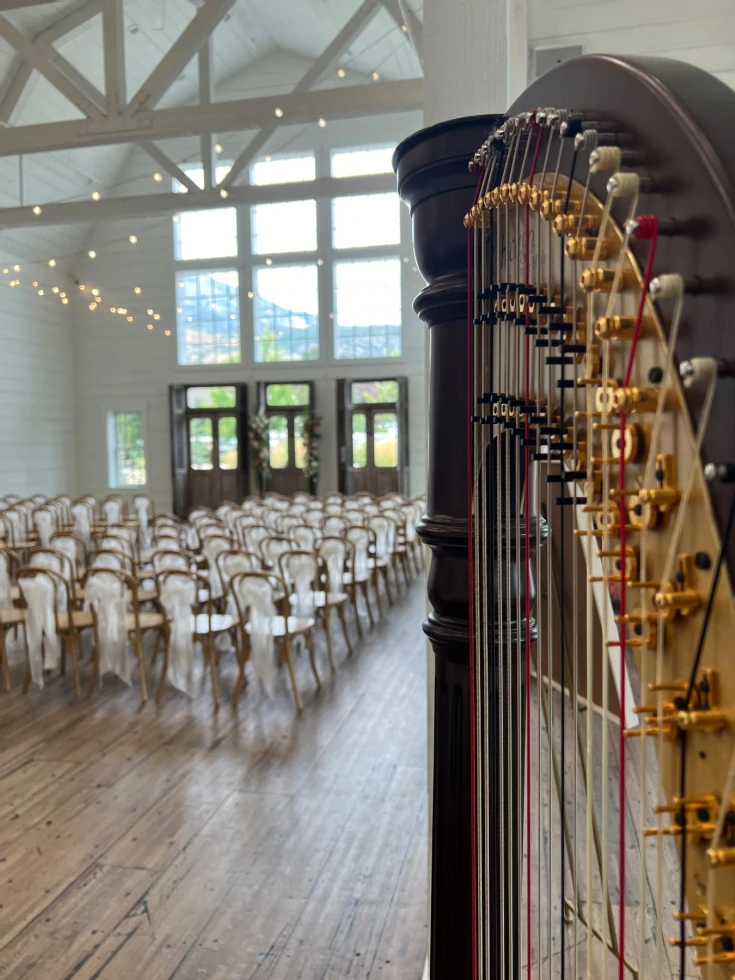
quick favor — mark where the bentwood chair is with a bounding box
[230,570,317,712]
[343,525,375,632]
[0,549,27,693]
[280,548,352,672]
[367,514,394,608]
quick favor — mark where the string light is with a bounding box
[215,143,223,154]
[2,268,7,274]
[318,118,326,128]
[126,315,133,322]
[247,291,254,299]
[89,302,96,310]
[337,68,345,78]
[372,71,380,80]
[48,259,56,268]
[164,329,171,336]
[32,280,38,287]
[264,154,272,162]
[274,107,283,118]
[52,287,59,294]
[62,297,69,304]
[172,215,179,223]
[13,265,20,272]
[147,307,154,315]
[109,307,116,313]
[401,23,408,31]
[88,250,96,259]
[91,191,101,201]
[134,286,142,294]
[37,288,44,295]
[176,306,183,313]
[147,323,153,330]
[79,284,86,291]
[317,258,324,266]
[265,257,272,265]
[153,313,160,321]
[219,189,228,199]
[153,172,163,183]
[129,235,138,244]
[32,205,42,216]
[59,292,66,298]
[91,288,99,296]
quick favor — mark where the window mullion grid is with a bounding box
[316,195,332,365]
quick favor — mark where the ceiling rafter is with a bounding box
[102,0,125,115]
[124,0,236,115]
[220,0,382,190]
[0,0,103,125]
[381,0,423,69]
[138,140,202,194]
[0,79,423,157]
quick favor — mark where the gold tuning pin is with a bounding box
[708,847,735,868]
[552,212,598,237]
[653,794,719,814]
[499,183,512,202]
[611,386,659,414]
[529,186,547,211]
[654,586,701,617]
[673,908,710,922]
[509,182,520,202]
[694,952,735,966]
[518,182,531,205]
[624,721,677,740]
[649,681,687,693]
[643,822,715,839]
[669,936,708,947]
[580,267,635,293]
[677,709,727,733]
[565,237,615,261]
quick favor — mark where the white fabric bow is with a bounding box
[135,498,151,550]
[0,553,12,609]
[71,505,91,547]
[85,574,130,685]
[233,577,276,698]
[34,511,54,548]
[18,577,61,685]
[290,554,316,617]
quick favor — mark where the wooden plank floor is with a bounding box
[0,583,428,979]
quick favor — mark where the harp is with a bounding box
[395,56,735,980]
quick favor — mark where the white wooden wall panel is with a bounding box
[0,271,76,496]
[530,0,735,93]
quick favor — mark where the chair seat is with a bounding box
[0,607,26,627]
[368,557,389,570]
[135,611,165,630]
[342,572,369,586]
[289,590,348,610]
[192,613,234,635]
[245,615,314,638]
[57,610,95,630]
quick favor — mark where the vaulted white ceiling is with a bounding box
[0,0,422,267]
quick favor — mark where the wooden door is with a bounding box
[337,378,408,496]
[169,384,248,516]
[258,381,314,496]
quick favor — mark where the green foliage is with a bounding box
[266,383,310,407]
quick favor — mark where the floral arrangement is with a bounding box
[248,409,271,480]
[301,412,322,482]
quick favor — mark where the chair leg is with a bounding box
[372,570,384,618]
[60,637,67,676]
[206,634,220,710]
[337,604,353,656]
[350,585,363,639]
[151,632,162,663]
[232,631,250,706]
[361,581,374,628]
[22,624,32,695]
[87,621,101,697]
[401,552,411,588]
[68,633,82,698]
[323,606,335,673]
[0,629,10,693]
[306,629,320,686]
[282,634,303,712]
[155,630,170,704]
[134,632,148,704]
[382,566,394,606]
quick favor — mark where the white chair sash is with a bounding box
[320,538,345,595]
[134,497,151,550]
[233,576,277,698]
[34,511,54,548]
[103,499,122,524]
[0,553,12,609]
[289,554,316,617]
[160,576,199,696]
[72,504,91,546]
[18,577,61,684]
[85,574,130,685]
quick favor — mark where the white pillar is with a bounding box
[423,0,513,125]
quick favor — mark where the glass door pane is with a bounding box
[218,416,237,470]
[374,412,398,467]
[294,415,307,470]
[352,413,367,468]
[268,416,289,468]
[189,417,213,470]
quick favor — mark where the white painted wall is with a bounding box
[0,264,76,496]
[70,56,425,512]
[530,0,735,92]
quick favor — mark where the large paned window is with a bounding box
[176,270,240,365]
[173,145,406,366]
[254,264,319,362]
[334,258,402,359]
[107,411,147,488]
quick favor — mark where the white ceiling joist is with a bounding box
[0,79,423,157]
[0,15,106,120]
[138,140,201,194]
[220,0,381,190]
[125,0,236,115]
[0,0,103,125]
[198,38,215,191]
[0,172,395,227]
[102,0,125,115]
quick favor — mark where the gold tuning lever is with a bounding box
[643,822,715,839]
[673,909,710,922]
[580,267,635,293]
[669,936,707,947]
[653,794,719,814]
[709,848,735,868]
[624,722,676,740]
[693,952,735,966]
[649,681,687,693]
[654,587,701,616]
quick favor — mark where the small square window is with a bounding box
[107,411,146,488]
[251,200,317,255]
[265,384,311,407]
[332,194,400,250]
[351,380,399,404]
[176,270,240,365]
[331,145,394,178]
[254,264,319,363]
[334,258,401,359]
[174,208,237,261]
[186,386,237,409]
[251,153,316,186]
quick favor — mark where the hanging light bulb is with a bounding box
[153,313,161,321]
[147,323,153,330]
[2,268,7,274]
[147,308,154,315]
[88,250,96,259]
[219,189,228,199]
[372,71,380,80]
[13,264,20,272]
[215,143,223,154]
[164,329,171,337]
[37,289,44,296]
[48,259,56,268]
[91,191,101,201]
[129,235,138,244]
[62,297,69,304]
[153,172,163,183]
[32,280,38,287]
[337,68,346,78]
[318,118,326,128]
[52,286,59,294]
[134,286,142,295]
[247,291,254,299]
[274,107,283,118]
[127,315,133,322]
[32,205,42,216]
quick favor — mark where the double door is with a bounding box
[258,381,314,496]
[170,384,248,515]
[337,378,408,496]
